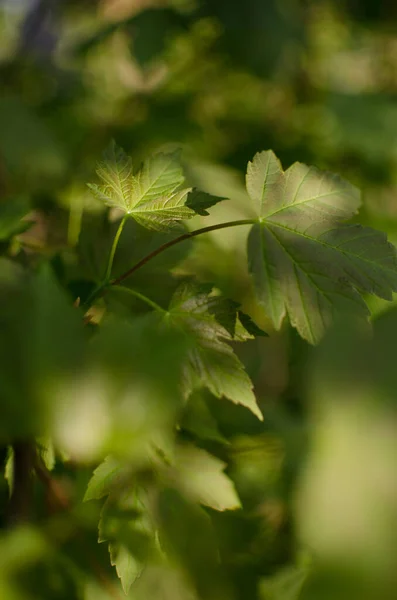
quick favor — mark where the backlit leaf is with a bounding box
[246,150,397,343]
[88,142,195,231]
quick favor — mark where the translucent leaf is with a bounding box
[132,188,193,232]
[173,444,240,511]
[88,142,195,231]
[185,189,227,216]
[167,284,263,420]
[246,151,397,343]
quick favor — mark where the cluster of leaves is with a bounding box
[1,140,397,600]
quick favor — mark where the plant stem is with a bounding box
[111,219,255,287]
[105,215,127,283]
[111,285,167,313]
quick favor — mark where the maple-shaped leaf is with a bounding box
[246,151,397,343]
[88,141,195,231]
[166,283,263,420]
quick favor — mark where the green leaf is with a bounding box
[167,284,263,420]
[260,565,308,600]
[88,142,195,231]
[84,456,124,502]
[98,490,153,594]
[181,392,228,444]
[185,189,227,216]
[173,444,240,511]
[237,310,268,338]
[246,150,397,343]
[109,544,143,595]
[0,197,31,241]
[157,488,224,599]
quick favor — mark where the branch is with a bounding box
[111,219,254,287]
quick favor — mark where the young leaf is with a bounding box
[88,142,196,231]
[246,151,397,343]
[185,189,227,216]
[166,283,263,420]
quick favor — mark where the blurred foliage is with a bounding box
[1,0,397,599]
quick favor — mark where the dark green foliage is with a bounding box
[1,2,397,599]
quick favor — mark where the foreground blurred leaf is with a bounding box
[247,151,397,343]
[0,198,31,241]
[0,262,85,440]
[260,565,308,600]
[88,142,194,231]
[167,283,262,420]
[157,488,227,600]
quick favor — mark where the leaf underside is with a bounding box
[246,150,397,343]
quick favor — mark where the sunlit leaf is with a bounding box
[88,142,195,231]
[247,150,397,343]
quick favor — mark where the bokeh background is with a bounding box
[1,1,397,599]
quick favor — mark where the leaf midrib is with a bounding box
[263,188,355,219]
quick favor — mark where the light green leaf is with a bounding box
[132,187,193,232]
[185,189,226,216]
[84,456,124,502]
[167,284,263,420]
[247,151,397,343]
[110,544,143,595]
[173,444,240,511]
[88,142,195,230]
